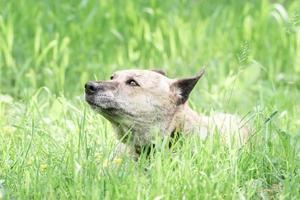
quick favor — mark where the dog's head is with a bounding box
[85,69,204,131]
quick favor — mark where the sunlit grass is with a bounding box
[0,0,300,199]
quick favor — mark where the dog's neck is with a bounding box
[111,104,205,146]
[167,104,204,133]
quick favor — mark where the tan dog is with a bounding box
[85,69,249,155]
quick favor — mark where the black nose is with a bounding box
[85,81,97,95]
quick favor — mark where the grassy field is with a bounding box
[1,0,300,199]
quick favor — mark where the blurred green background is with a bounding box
[1,0,300,199]
[1,0,299,100]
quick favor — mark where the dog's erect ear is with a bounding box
[171,69,205,105]
[151,69,166,76]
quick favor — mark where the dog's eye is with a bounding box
[110,75,114,80]
[126,79,139,87]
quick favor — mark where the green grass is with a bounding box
[1,0,300,199]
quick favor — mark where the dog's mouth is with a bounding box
[85,95,99,107]
[85,94,136,120]
[85,94,119,113]
[86,100,99,108]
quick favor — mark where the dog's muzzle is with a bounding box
[85,81,98,95]
[85,81,119,95]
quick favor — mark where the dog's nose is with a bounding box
[85,81,97,95]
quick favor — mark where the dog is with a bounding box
[85,69,250,155]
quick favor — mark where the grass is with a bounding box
[0,0,300,199]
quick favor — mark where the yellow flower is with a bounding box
[102,159,109,168]
[102,158,123,168]
[112,158,122,166]
[95,153,102,162]
[40,164,47,172]
[27,157,33,165]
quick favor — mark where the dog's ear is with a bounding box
[151,69,166,76]
[171,69,205,105]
